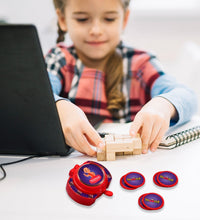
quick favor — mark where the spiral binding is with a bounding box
[166,126,200,147]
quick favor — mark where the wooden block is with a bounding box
[115,134,132,139]
[97,133,142,161]
[97,147,106,161]
[133,148,142,155]
[133,137,142,147]
[106,151,116,161]
[107,143,133,152]
[97,140,106,161]
[132,137,142,155]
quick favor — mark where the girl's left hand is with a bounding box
[129,97,177,153]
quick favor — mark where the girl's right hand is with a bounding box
[56,100,104,156]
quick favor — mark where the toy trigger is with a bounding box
[69,164,80,177]
[104,190,113,197]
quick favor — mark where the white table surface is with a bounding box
[1,116,200,220]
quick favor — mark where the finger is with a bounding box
[140,120,154,154]
[150,125,168,152]
[79,135,97,157]
[71,131,97,157]
[64,128,93,155]
[149,121,162,146]
[129,114,143,137]
[64,133,85,155]
[82,123,105,149]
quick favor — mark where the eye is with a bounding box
[104,18,116,22]
[76,18,89,22]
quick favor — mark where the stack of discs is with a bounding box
[138,193,164,210]
[120,172,145,190]
[153,171,178,187]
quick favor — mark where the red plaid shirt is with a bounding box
[45,42,164,123]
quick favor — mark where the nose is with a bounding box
[89,20,103,36]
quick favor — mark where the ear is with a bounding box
[122,9,130,30]
[56,9,67,32]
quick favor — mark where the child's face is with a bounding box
[57,0,129,63]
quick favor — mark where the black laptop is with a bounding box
[0,24,72,156]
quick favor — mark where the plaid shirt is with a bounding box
[45,42,166,123]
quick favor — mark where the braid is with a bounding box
[105,0,130,118]
[53,0,67,43]
[56,22,66,43]
[105,50,125,118]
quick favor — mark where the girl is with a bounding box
[45,0,197,156]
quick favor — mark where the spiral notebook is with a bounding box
[159,126,200,149]
[96,122,200,149]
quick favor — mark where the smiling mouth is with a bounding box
[86,41,107,46]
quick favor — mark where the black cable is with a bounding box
[0,155,37,181]
[0,165,6,181]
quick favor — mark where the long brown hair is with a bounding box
[53,0,131,118]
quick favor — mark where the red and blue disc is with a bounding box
[120,175,137,190]
[142,193,164,210]
[124,172,145,189]
[157,171,178,187]
[86,161,112,187]
[72,161,109,195]
[153,172,162,186]
[78,163,104,186]
[138,194,149,210]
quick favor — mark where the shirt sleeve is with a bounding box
[151,74,198,126]
[45,46,69,102]
[48,72,66,102]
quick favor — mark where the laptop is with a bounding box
[0,24,72,156]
